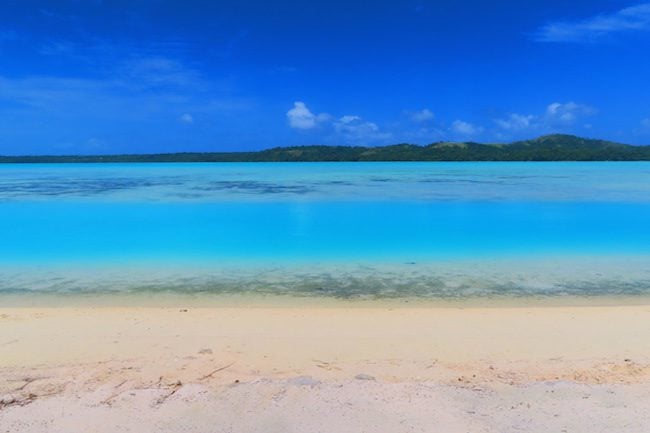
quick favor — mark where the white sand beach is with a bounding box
[2,304,650,432]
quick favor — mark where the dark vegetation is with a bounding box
[2,134,650,163]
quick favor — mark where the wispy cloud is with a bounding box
[450,120,482,136]
[179,113,194,124]
[545,102,596,123]
[409,108,434,122]
[333,115,391,143]
[0,54,245,113]
[120,57,204,89]
[494,102,595,133]
[494,113,536,131]
[0,56,252,154]
[535,3,650,42]
[36,37,192,75]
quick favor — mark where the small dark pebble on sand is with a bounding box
[355,374,376,381]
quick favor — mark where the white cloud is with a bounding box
[334,115,391,143]
[286,101,316,129]
[286,101,598,144]
[286,101,330,130]
[494,102,595,134]
[337,115,362,124]
[545,102,596,123]
[535,3,650,42]
[286,102,387,143]
[494,113,536,131]
[450,120,481,136]
[410,108,434,122]
[179,113,193,123]
[642,118,650,128]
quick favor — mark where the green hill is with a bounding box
[1,134,649,163]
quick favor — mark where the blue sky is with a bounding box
[1,0,650,154]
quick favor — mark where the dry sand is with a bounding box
[1,304,650,432]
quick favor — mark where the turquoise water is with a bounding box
[1,162,650,300]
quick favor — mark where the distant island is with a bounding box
[2,134,650,163]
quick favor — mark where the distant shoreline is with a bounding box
[2,134,650,163]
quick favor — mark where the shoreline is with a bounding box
[3,292,650,309]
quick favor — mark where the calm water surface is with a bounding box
[1,162,649,300]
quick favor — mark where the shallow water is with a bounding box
[1,162,649,301]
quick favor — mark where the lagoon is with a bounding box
[1,162,650,300]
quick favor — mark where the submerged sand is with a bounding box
[1,304,650,432]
